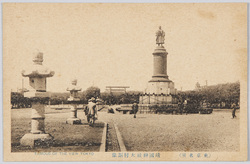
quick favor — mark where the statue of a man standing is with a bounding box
[156,26,165,46]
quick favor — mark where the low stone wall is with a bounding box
[138,104,179,114]
[138,104,151,114]
[120,104,132,110]
[47,104,85,110]
[139,94,178,104]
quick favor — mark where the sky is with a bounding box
[3,3,247,92]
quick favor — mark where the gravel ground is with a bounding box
[12,108,240,152]
[11,108,104,152]
[99,110,240,152]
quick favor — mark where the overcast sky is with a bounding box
[3,3,247,92]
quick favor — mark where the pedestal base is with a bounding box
[66,118,81,125]
[139,94,174,104]
[20,133,53,147]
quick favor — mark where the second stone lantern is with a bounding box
[66,79,82,125]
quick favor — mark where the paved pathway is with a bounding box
[97,110,240,152]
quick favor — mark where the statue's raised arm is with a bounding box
[156,26,165,46]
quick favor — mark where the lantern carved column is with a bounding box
[20,52,54,147]
[66,79,82,125]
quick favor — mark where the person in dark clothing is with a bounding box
[84,105,89,122]
[179,101,184,115]
[132,102,139,118]
[231,102,237,119]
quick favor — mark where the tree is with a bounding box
[85,86,101,100]
[50,92,70,105]
[11,92,32,109]
[182,81,240,108]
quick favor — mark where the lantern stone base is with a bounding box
[20,133,53,147]
[66,118,81,125]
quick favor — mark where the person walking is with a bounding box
[179,101,184,115]
[132,102,139,118]
[184,99,188,115]
[84,105,89,122]
[231,102,237,119]
[87,97,97,122]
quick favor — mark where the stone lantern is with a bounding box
[66,79,82,124]
[20,51,54,147]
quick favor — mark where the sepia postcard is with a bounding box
[3,3,248,162]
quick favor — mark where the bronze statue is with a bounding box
[156,26,165,46]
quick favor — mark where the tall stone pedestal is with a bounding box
[20,100,53,147]
[20,51,55,147]
[147,45,176,96]
[140,27,177,105]
[66,105,81,125]
[150,45,169,82]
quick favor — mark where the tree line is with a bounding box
[48,87,142,105]
[11,86,142,108]
[11,82,240,109]
[179,81,240,108]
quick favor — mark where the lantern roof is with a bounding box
[66,79,82,92]
[22,52,54,78]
